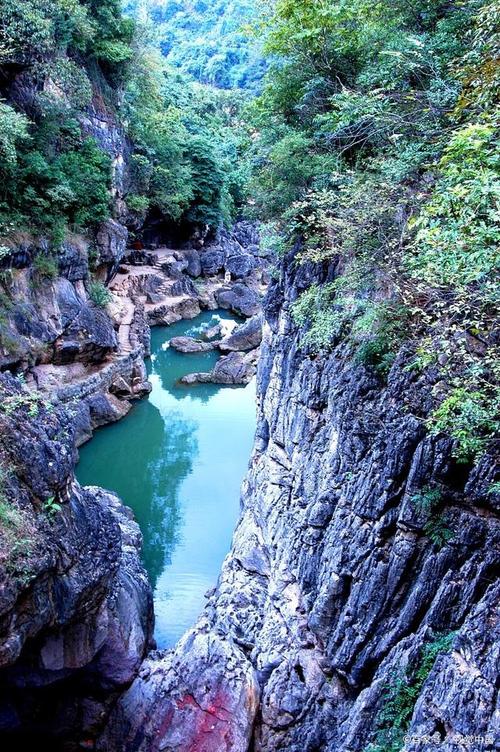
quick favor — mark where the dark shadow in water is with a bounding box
[77,310,256,646]
[77,400,198,590]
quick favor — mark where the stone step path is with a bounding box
[110,245,208,340]
[116,296,135,355]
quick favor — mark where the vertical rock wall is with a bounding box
[103,250,499,751]
[0,374,154,747]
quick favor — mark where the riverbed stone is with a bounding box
[98,630,259,752]
[178,249,202,278]
[180,350,258,386]
[215,283,261,317]
[168,336,215,353]
[53,304,117,365]
[219,313,262,352]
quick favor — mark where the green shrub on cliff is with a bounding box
[367,632,457,752]
[0,101,31,167]
[430,387,500,463]
[248,0,499,460]
[32,253,58,281]
[0,463,24,546]
[88,279,112,307]
[0,461,36,582]
[0,0,126,241]
[1,134,112,241]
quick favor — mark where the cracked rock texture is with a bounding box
[105,249,499,751]
[0,373,153,747]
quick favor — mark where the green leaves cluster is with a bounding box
[249,0,499,461]
[430,387,500,463]
[411,486,454,548]
[0,0,253,257]
[87,279,112,307]
[0,0,132,69]
[0,128,112,242]
[408,123,499,294]
[0,0,132,241]
[124,34,251,229]
[0,101,30,167]
[368,632,457,752]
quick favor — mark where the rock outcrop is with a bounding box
[219,314,263,353]
[181,350,258,386]
[169,336,215,353]
[0,373,154,746]
[104,248,499,751]
[215,283,261,318]
[95,219,129,281]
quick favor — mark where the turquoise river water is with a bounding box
[76,311,256,647]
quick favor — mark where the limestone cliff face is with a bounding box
[105,250,499,751]
[0,373,153,746]
[0,220,268,747]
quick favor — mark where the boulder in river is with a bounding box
[218,313,262,352]
[202,322,223,340]
[180,350,258,386]
[168,336,215,353]
[215,283,261,317]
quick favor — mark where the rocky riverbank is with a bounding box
[0,220,267,441]
[100,248,499,751]
[0,219,268,747]
[0,371,153,746]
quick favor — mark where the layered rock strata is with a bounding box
[102,250,499,751]
[0,373,153,747]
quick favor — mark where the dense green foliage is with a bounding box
[367,632,457,752]
[249,0,499,460]
[0,0,130,241]
[124,32,250,229]
[0,0,250,244]
[124,0,266,90]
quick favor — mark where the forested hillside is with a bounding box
[0,0,133,244]
[248,0,499,469]
[0,0,249,253]
[124,0,266,90]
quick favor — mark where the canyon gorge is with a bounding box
[0,1,498,751]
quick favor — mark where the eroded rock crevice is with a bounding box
[101,250,499,751]
[0,219,268,748]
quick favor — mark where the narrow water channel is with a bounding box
[76,311,256,647]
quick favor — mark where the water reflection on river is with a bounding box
[77,312,256,646]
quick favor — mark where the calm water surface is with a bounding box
[76,311,256,647]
